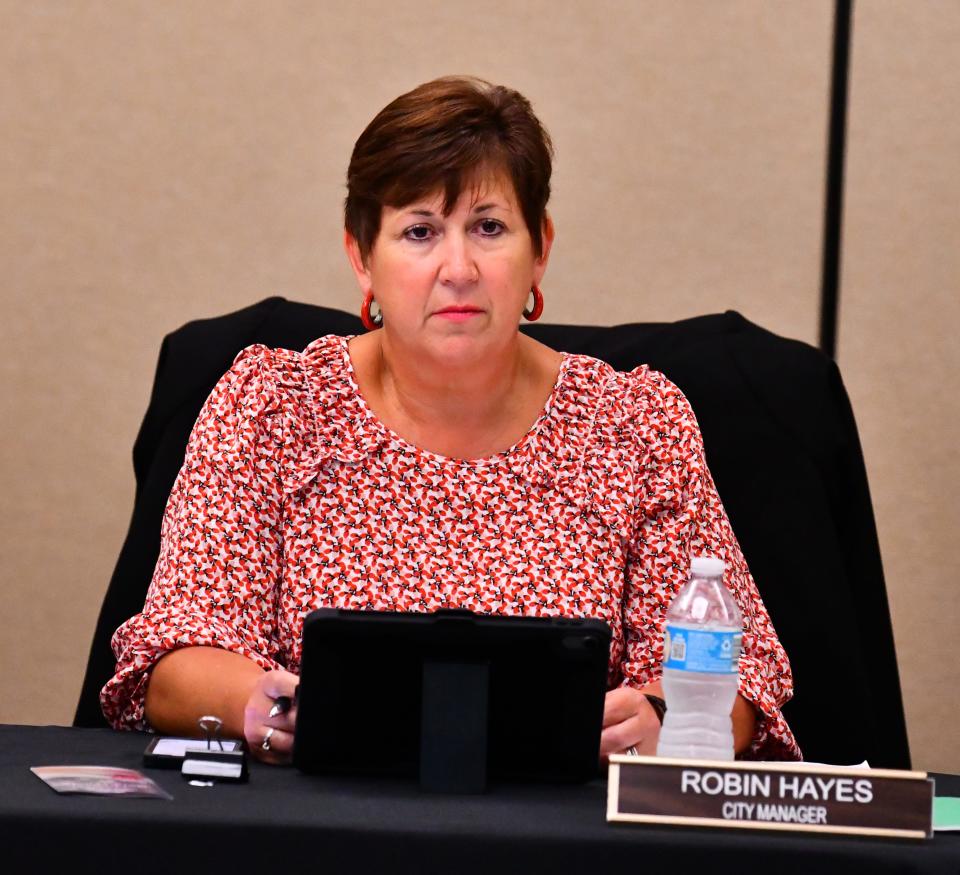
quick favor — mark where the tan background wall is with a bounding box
[0,1,954,771]
[839,1,960,774]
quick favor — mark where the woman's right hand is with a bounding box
[243,669,300,764]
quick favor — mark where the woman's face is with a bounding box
[346,173,553,366]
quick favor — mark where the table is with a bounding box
[1,725,956,874]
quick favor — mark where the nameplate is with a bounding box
[607,755,933,839]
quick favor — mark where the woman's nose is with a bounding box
[437,234,479,287]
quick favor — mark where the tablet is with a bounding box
[293,608,610,788]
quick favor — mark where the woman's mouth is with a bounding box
[434,306,483,321]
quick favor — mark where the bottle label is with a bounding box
[663,625,742,674]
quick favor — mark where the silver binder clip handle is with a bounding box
[198,715,224,751]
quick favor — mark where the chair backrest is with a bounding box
[75,297,910,768]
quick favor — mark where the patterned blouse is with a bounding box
[102,335,800,760]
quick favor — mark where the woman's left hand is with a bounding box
[599,687,662,763]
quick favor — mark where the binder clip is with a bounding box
[181,715,248,783]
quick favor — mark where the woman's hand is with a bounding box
[243,669,300,764]
[599,687,662,763]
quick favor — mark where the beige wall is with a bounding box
[839,1,960,774]
[3,1,954,771]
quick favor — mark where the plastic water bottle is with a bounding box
[656,556,743,761]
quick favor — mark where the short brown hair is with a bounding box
[345,76,554,263]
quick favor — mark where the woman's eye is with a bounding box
[404,225,434,241]
[476,219,504,236]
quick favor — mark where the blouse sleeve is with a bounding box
[618,368,800,761]
[100,344,309,731]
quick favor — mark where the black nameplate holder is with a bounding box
[607,755,933,840]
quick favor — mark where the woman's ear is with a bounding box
[344,230,372,292]
[533,214,555,285]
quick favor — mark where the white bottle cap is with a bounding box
[690,555,725,577]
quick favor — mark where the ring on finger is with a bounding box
[262,727,276,752]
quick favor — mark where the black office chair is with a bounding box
[74,296,911,768]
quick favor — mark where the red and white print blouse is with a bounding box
[102,335,800,760]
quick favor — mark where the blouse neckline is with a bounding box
[295,334,614,491]
[334,335,572,468]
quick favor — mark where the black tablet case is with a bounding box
[293,608,611,790]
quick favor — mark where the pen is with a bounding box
[268,696,292,719]
[268,686,299,719]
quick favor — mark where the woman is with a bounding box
[102,76,799,764]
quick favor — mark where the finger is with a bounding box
[635,725,661,756]
[600,721,635,757]
[246,696,297,733]
[263,703,298,733]
[600,706,662,756]
[249,725,294,764]
[602,688,641,727]
[249,673,299,724]
[260,670,299,701]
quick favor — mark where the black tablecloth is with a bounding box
[1,725,956,874]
